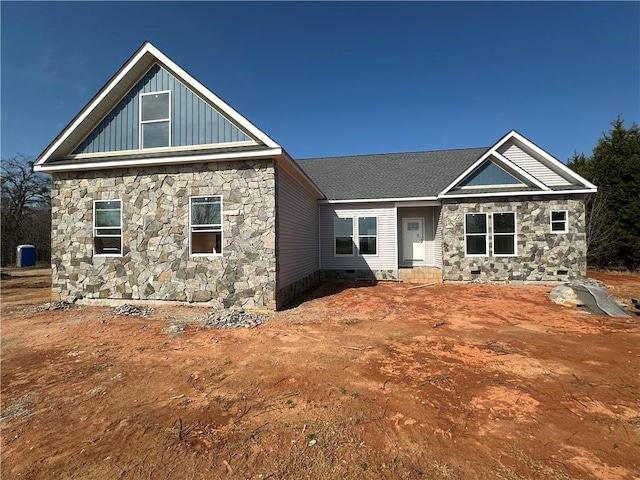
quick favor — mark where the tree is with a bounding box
[1,155,52,266]
[567,118,640,270]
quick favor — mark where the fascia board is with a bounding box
[439,188,597,199]
[35,43,152,167]
[147,44,280,149]
[319,196,439,204]
[36,42,281,168]
[509,130,598,190]
[34,147,282,173]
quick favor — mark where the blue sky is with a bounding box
[1,1,638,162]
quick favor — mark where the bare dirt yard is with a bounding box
[1,268,639,479]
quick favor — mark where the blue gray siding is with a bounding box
[73,64,251,154]
[319,203,397,271]
[276,166,320,289]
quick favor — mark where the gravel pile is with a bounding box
[33,301,74,312]
[203,309,269,329]
[112,304,155,317]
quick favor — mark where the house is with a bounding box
[34,42,597,310]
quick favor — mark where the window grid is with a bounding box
[464,213,488,256]
[550,210,568,233]
[492,212,517,256]
[93,199,123,256]
[189,195,223,256]
[139,90,171,149]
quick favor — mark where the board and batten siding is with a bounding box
[497,141,571,187]
[320,203,397,271]
[73,64,251,154]
[276,166,319,288]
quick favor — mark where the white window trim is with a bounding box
[492,212,518,257]
[139,90,171,149]
[189,195,223,257]
[550,210,569,234]
[357,215,379,257]
[93,199,123,257]
[464,212,489,257]
[334,217,355,257]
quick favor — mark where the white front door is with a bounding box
[403,218,424,261]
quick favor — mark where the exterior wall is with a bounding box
[275,165,320,307]
[319,203,397,272]
[51,159,277,309]
[397,206,441,267]
[441,195,587,282]
[74,64,250,154]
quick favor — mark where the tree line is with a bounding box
[1,118,639,270]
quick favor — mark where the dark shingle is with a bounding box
[296,147,489,200]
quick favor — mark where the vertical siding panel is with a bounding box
[72,64,252,154]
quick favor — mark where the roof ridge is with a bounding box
[297,146,490,162]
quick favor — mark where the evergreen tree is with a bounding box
[568,118,640,270]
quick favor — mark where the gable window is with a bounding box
[190,196,222,255]
[465,213,487,256]
[140,91,170,149]
[550,210,568,233]
[94,200,122,255]
[493,212,516,256]
[358,217,377,255]
[334,217,354,255]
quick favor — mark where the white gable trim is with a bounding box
[508,130,597,190]
[34,147,283,173]
[490,150,550,191]
[35,42,279,168]
[440,188,596,199]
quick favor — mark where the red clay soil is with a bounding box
[1,268,639,479]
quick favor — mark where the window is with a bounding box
[465,213,487,256]
[493,212,516,256]
[550,210,568,233]
[94,200,122,255]
[140,91,170,149]
[190,196,222,255]
[334,217,354,255]
[358,217,377,255]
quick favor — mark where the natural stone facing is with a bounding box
[441,195,587,282]
[51,159,277,309]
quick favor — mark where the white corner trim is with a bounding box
[34,147,282,172]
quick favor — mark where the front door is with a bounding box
[403,218,424,261]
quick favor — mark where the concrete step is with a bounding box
[398,267,443,284]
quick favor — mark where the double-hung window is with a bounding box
[334,217,354,255]
[94,200,122,255]
[550,210,568,233]
[465,213,488,256]
[190,196,222,255]
[140,91,171,149]
[358,217,377,255]
[493,212,516,256]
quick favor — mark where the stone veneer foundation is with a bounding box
[441,195,587,282]
[51,159,277,309]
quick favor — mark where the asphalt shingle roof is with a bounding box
[296,147,490,201]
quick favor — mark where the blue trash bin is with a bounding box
[16,245,36,267]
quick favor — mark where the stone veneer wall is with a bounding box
[441,196,587,282]
[51,159,277,309]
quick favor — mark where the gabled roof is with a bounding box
[34,41,281,172]
[297,131,597,202]
[296,147,489,201]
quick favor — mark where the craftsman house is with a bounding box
[34,42,597,309]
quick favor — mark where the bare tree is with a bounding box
[584,191,616,268]
[1,155,51,266]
